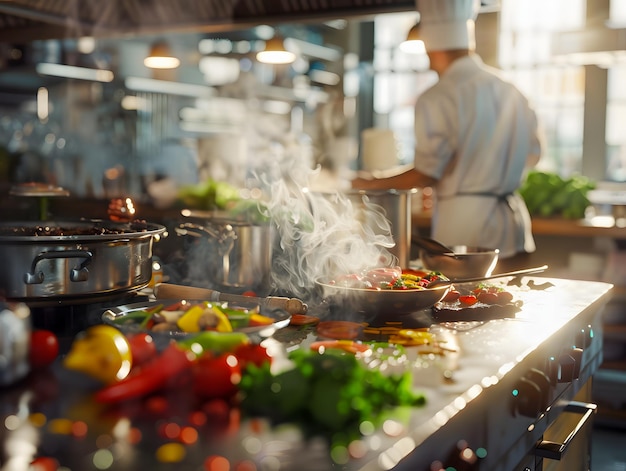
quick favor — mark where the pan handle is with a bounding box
[24,250,93,284]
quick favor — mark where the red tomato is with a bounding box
[477,291,499,305]
[29,456,59,471]
[127,333,158,366]
[496,290,514,304]
[458,295,478,306]
[29,330,59,369]
[443,290,460,302]
[192,353,241,399]
[233,343,271,369]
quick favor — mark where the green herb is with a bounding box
[238,347,425,446]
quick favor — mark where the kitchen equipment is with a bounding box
[316,278,450,317]
[413,236,457,256]
[176,219,273,293]
[102,299,291,344]
[154,283,307,315]
[419,245,500,279]
[425,264,549,288]
[0,302,31,386]
[0,220,165,300]
[345,188,416,268]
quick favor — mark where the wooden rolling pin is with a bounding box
[154,283,308,315]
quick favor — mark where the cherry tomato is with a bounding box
[29,330,60,369]
[496,290,514,304]
[29,456,59,471]
[443,290,460,302]
[192,352,241,399]
[458,295,478,306]
[477,291,499,305]
[233,343,271,369]
[127,333,158,366]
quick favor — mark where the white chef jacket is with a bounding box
[414,54,541,258]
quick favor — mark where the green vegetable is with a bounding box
[519,171,595,219]
[238,347,425,446]
[177,330,249,355]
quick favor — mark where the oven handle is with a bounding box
[534,401,597,460]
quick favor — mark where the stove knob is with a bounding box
[569,347,584,379]
[526,368,551,411]
[576,325,593,349]
[557,347,583,382]
[511,376,542,417]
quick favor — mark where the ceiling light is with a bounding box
[399,22,426,54]
[256,36,296,65]
[144,41,180,69]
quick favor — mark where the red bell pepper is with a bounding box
[94,343,195,404]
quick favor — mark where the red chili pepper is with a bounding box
[94,343,195,404]
[289,314,320,326]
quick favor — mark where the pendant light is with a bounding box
[144,40,180,69]
[256,36,296,65]
[399,21,426,54]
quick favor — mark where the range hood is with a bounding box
[0,0,416,41]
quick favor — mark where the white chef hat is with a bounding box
[417,0,480,51]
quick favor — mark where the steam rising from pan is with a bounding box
[260,160,397,302]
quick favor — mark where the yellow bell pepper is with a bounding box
[63,325,132,384]
[176,305,206,333]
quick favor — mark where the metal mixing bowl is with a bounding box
[419,246,500,280]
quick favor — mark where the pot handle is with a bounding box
[175,222,237,256]
[24,250,94,284]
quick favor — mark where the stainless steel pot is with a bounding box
[176,220,273,292]
[345,189,416,268]
[0,220,166,300]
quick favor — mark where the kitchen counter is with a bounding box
[413,211,626,239]
[0,277,613,470]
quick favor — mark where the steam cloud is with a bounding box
[259,157,397,304]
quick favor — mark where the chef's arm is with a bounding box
[352,165,438,190]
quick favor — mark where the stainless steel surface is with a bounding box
[177,220,273,292]
[0,277,613,470]
[346,189,415,268]
[0,220,165,299]
[0,302,30,386]
[420,245,500,279]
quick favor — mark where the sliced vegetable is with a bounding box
[192,352,241,399]
[63,325,133,385]
[310,340,370,355]
[177,330,249,356]
[289,314,320,326]
[316,321,362,340]
[94,343,195,403]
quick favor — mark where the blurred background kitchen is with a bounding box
[0,0,626,436]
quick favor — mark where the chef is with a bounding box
[352,0,543,271]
